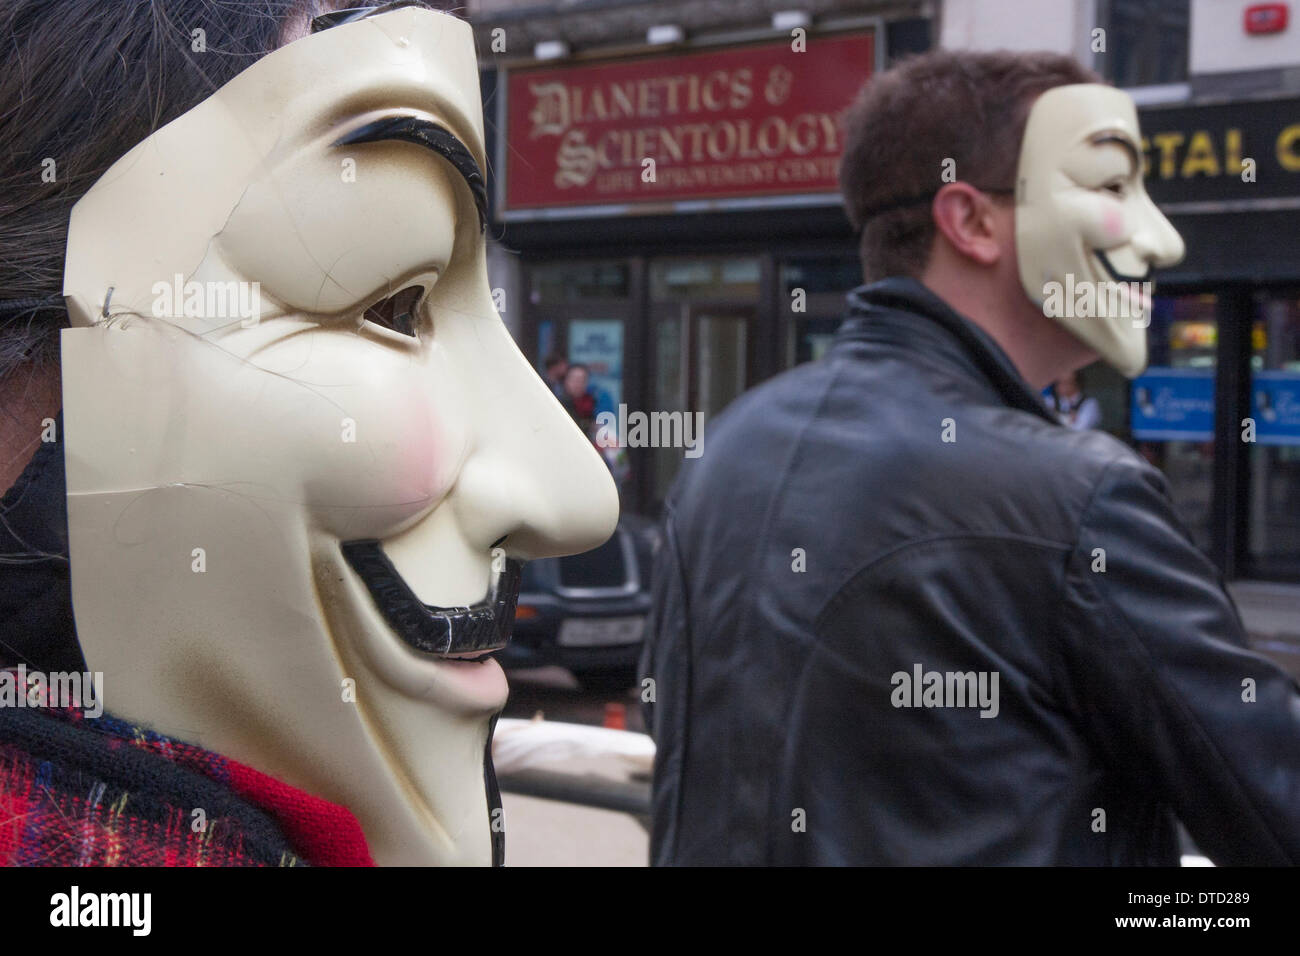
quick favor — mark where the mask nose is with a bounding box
[452,370,619,560]
[1132,195,1186,269]
[379,300,618,609]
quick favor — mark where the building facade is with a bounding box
[467,0,1300,614]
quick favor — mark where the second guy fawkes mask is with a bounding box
[1015,84,1186,377]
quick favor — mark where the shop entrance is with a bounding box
[648,257,760,506]
[521,252,861,514]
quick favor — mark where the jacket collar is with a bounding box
[837,277,1059,425]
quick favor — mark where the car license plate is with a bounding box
[557,616,645,647]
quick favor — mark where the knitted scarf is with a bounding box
[0,688,374,867]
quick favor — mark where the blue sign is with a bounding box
[1253,371,1300,446]
[1131,367,1215,441]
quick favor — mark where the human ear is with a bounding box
[931,182,1003,268]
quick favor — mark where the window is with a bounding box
[780,256,859,365]
[1129,293,1217,552]
[650,258,760,301]
[530,261,628,303]
[1249,291,1300,574]
[1097,0,1190,88]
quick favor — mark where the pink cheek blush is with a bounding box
[393,390,450,495]
[394,430,449,507]
[1102,205,1127,240]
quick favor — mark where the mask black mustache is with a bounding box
[341,540,520,657]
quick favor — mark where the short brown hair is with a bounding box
[839,49,1099,282]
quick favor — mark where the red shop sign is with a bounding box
[503,30,876,213]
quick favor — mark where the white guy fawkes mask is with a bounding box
[60,6,619,866]
[1015,84,1185,377]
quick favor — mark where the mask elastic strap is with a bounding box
[853,186,1016,235]
[310,1,423,33]
[0,295,65,317]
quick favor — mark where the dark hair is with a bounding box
[838,49,1099,283]
[0,0,460,372]
[565,363,590,377]
[544,353,567,371]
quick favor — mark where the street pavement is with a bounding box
[499,666,650,866]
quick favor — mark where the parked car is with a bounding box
[500,514,657,692]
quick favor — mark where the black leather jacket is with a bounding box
[640,277,1300,866]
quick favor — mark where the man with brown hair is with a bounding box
[640,50,1300,865]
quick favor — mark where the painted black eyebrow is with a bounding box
[333,116,488,233]
[1091,133,1141,176]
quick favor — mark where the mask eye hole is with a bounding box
[1103,180,1127,197]
[363,285,424,339]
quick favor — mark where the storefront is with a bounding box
[491,21,885,513]
[1120,93,1300,582]
[488,28,1300,584]
[1038,93,1300,584]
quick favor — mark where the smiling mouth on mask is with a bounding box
[1094,249,1150,284]
[340,540,521,659]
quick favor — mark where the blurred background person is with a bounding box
[561,362,597,433]
[1046,370,1102,430]
[543,352,568,400]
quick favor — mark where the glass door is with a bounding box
[648,302,757,506]
[648,257,759,508]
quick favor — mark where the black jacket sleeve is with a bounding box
[1061,453,1300,865]
[638,503,693,865]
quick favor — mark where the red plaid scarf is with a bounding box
[0,683,373,867]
